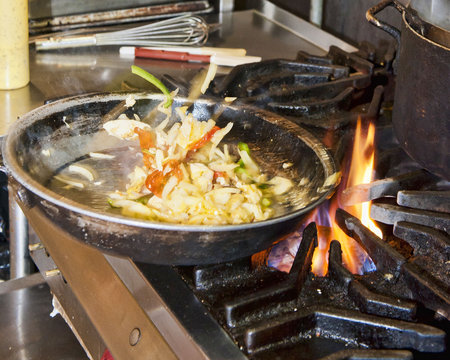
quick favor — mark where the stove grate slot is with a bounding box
[244,305,445,354]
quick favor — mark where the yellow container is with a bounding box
[0,0,30,89]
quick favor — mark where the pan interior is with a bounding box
[8,93,335,225]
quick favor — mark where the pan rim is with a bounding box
[3,91,340,232]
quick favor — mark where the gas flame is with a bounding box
[269,118,382,276]
[345,119,383,238]
[311,118,382,275]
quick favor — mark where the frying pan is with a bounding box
[2,92,339,265]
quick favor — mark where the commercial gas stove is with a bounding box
[2,1,449,360]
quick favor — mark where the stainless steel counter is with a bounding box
[0,4,356,138]
[1,3,356,359]
[0,274,88,360]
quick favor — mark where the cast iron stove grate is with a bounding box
[163,45,448,359]
[342,169,450,319]
[208,44,390,130]
[176,203,449,359]
[163,44,388,131]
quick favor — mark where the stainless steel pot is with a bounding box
[367,0,450,180]
[409,0,449,32]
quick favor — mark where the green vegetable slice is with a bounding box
[257,183,270,190]
[238,142,250,154]
[131,65,172,108]
[135,195,152,204]
[261,198,272,207]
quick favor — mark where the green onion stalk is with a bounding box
[131,65,173,108]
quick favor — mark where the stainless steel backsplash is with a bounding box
[29,0,233,19]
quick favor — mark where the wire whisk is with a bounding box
[35,15,209,51]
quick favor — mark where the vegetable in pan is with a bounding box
[103,67,293,225]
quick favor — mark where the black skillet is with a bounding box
[2,92,339,265]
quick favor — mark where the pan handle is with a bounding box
[366,0,406,47]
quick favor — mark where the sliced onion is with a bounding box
[268,176,294,195]
[209,122,233,159]
[201,63,218,94]
[162,175,178,199]
[68,164,95,182]
[89,152,115,159]
[125,94,136,108]
[110,199,153,220]
[103,119,150,140]
[209,161,239,172]
[155,149,164,171]
[238,149,259,175]
[54,175,84,189]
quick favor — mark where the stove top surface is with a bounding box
[4,2,449,360]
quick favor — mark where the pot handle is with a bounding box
[366,0,406,47]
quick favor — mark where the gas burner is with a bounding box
[174,167,450,359]
[176,212,449,359]
[341,148,450,320]
[337,208,450,321]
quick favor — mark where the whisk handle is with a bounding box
[35,35,97,51]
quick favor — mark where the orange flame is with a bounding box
[311,118,382,276]
[345,119,383,238]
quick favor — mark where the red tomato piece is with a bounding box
[134,127,155,168]
[164,160,183,181]
[213,171,225,180]
[145,170,165,197]
[134,127,155,150]
[188,126,220,150]
[145,160,183,197]
[142,153,152,168]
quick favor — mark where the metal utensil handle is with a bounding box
[35,34,97,51]
[366,0,406,47]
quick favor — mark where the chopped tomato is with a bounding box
[185,149,196,160]
[142,153,153,168]
[163,160,183,181]
[145,170,165,197]
[145,160,183,197]
[213,171,225,180]
[134,127,155,150]
[163,159,178,172]
[134,127,155,168]
[171,162,184,181]
[189,126,220,150]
